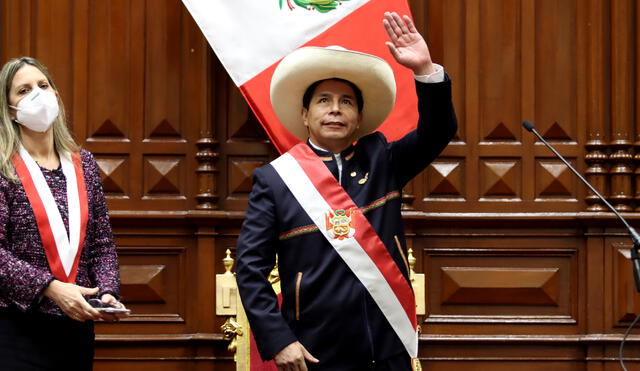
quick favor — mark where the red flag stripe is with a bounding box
[239,0,417,154]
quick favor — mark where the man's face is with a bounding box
[302,79,362,152]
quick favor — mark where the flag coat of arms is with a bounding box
[182,0,419,154]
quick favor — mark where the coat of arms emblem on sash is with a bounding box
[325,208,357,240]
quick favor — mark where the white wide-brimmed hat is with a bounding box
[270,46,396,141]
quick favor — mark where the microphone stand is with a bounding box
[522,120,640,292]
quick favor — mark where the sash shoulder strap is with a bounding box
[12,148,88,283]
[271,143,418,358]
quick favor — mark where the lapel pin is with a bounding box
[358,172,369,185]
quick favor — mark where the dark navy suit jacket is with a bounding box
[236,77,457,367]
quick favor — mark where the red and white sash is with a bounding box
[12,146,88,283]
[271,143,418,358]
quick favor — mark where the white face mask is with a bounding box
[10,88,60,132]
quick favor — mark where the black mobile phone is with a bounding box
[88,298,131,314]
[95,307,131,314]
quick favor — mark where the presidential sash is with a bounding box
[271,143,419,358]
[12,146,88,283]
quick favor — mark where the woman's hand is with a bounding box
[97,293,129,322]
[43,280,101,322]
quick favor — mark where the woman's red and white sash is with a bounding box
[12,146,88,283]
[271,143,418,358]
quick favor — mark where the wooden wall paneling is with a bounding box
[611,242,640,325]
[532,0,581,208]
[81,0,141,208]
[635,0,640,212]
[440,266,561,306]
[420,0,467,208]
[602,232,640,371]
[410,216,602,369]
[187,6,219,212]
[214,58,278,211]
[604,234,640,331]
[477,0,520,142]
[521,0,536,205]
[0,1,210,212]
[99,217,190,327]
[534,159,576,201]
[418,335,589,370]
[1,0,78,132]
[92,214,238,370]
[418,0,586,214]
[474,0,522,212]
[408,0,427,41]
[421,358,586,371]
[419,0,537,212]
[211,61,228,211]
[609,0,634,211]
[0,0,32,60]
[190,215,225,368]
[423,159,466,203]
[460,0,480,212]
[77,0,205,212]
[142,155,185,200]
[441,0,465,149]
[71,0,89,144]
[584,0,610,212]
[604,345,639,371]
[582,226,604,370]
[575,0,590,214]
[137,0,190,211]
[95,360,234,371]
[423,237,580,335]
[94,338,236,371]
[186,8,218,211]
[194,134,219,210]
[116,245,186,323]
[145,0,182,141]
[34,1,75,116]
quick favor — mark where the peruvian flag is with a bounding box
[182,0,418,154]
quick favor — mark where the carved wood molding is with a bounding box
[195,137,220,209]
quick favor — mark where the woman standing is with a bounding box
[0,57,125,370]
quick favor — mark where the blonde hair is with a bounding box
[0,57,78,180]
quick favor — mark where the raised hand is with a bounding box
[383,11,434,75]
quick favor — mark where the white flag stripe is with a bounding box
[182,0,371,86]
[271,153,418,357]
[19,147,80,276]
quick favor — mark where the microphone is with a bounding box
[523,120,640,292]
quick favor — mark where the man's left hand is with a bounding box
[383,11,434,75]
